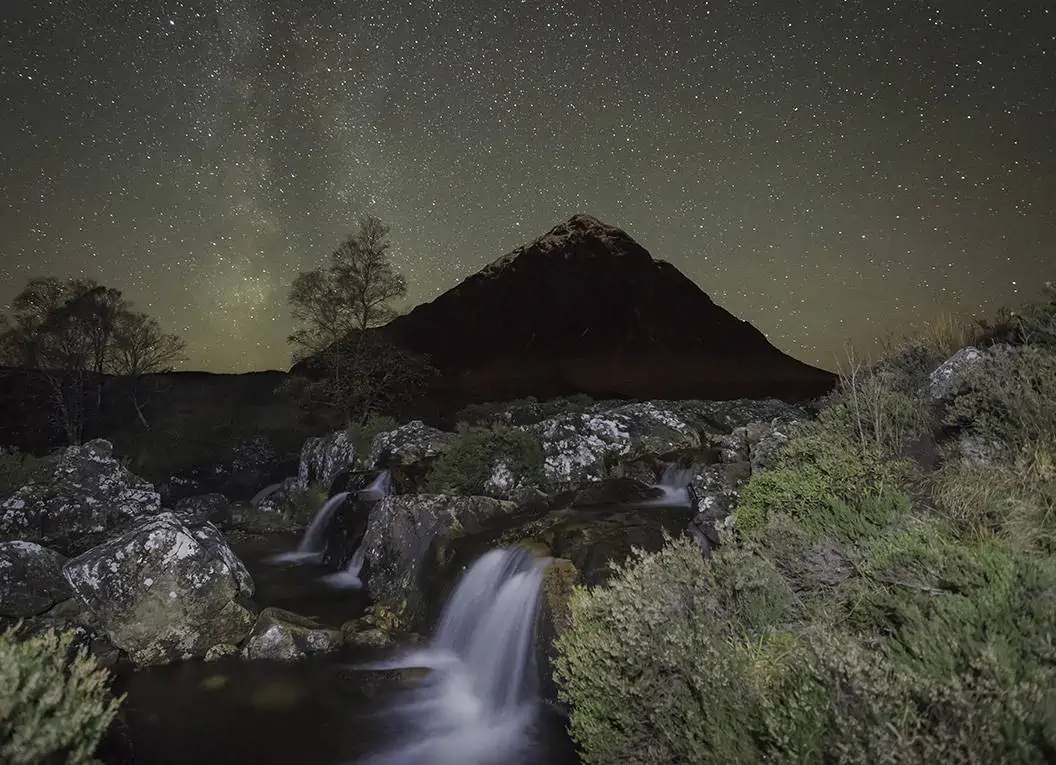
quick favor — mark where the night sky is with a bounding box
[1,0,1053,373]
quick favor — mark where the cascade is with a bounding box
[266,491,350,564]
[643,463,697,507]
[320,544,365,589]
[357,547,549,765]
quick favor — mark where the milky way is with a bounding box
[1,0,1053,372]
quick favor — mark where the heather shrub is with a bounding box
[0,626,123,765]
[422,423,545,495]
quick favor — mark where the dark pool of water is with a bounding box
[231,532,368,628]
[110,652,578,765]
[104,534,579,765]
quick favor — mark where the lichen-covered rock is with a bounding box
[241,607,342,660]
[361,494,518,626]
[173,493,230,525]
[0,540,73,617]
[928,346,985,402]
[0,439,161,551]
[227,478,310,533]
[62,513,256,665]
[689,462,751,551]
[366,420,456,469]
[204,643,239,661]
[298,431,358,492]
[748,419,798,475]
[527,401,703,489]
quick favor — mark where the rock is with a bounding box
[0,439,161,552]
[928,346,984,402]
[692,460,751,526]
[204,643,240,661]
[62,513,256,665]
[539,558,578,644]
[528,401,704,490]
[567,478,664,507]
[537,558,579,698]
[298,430,358,492]
[749,419,798,474]
[953,435,1005,470]
[173,493,230,525]
[227,479,310,533]
[0,541,73,617]
[366,420,456,469]
[361,494,518,627]
[241,607,342,660]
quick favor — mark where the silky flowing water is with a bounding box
[108,539,578,765]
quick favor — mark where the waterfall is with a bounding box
[644,464,697,507]
[359,469,391,502]
[250,481,285,506]
[320,544,365,589]
[266,491,350,564]
[356,547,548,765]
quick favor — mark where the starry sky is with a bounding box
[1,0,1053,373]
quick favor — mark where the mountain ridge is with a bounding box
[342,214,836,404]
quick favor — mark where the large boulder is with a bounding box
[0,440,160,552]
[366,420,456,469]
[298,431,358,491]
[361,494,518,627]
[62,513,256,665]
[527,401,704,490]
[0,540,73,618]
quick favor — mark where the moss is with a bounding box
[422,423,545,495]
[0,625,123,765]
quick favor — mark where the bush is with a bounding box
[556,529,1056,764]
[0,447,47,501]
[734,420,895,537]
[945,344,1056,453]
[0,626,123,765]
[422,423,545,495]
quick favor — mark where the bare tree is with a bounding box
[108,311,187,428]
[286,216,432,424]
[0,277,187,443]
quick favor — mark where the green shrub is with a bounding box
[735,420,894,536]
[945,344,1056,453]
[422,423,545,495]
[0,447,48,500]
[0,626,123,765]
[556,531,1056,765]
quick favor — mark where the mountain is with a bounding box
[360,214,836,405]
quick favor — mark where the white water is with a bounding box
[250,481,285,506]
[266,491,350,565]
[359,469,391,502]
[355,547,548,765]
[643,464,697,507]
[320,544,365,589]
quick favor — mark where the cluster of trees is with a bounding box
[284,215,435,426]
[0,215,431,445]
[0,278,186,442]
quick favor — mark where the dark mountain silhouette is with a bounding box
[323,214,836,404]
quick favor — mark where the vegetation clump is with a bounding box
[555,286,1056,764]
[0,626,123,765]
[422,423,545,496]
